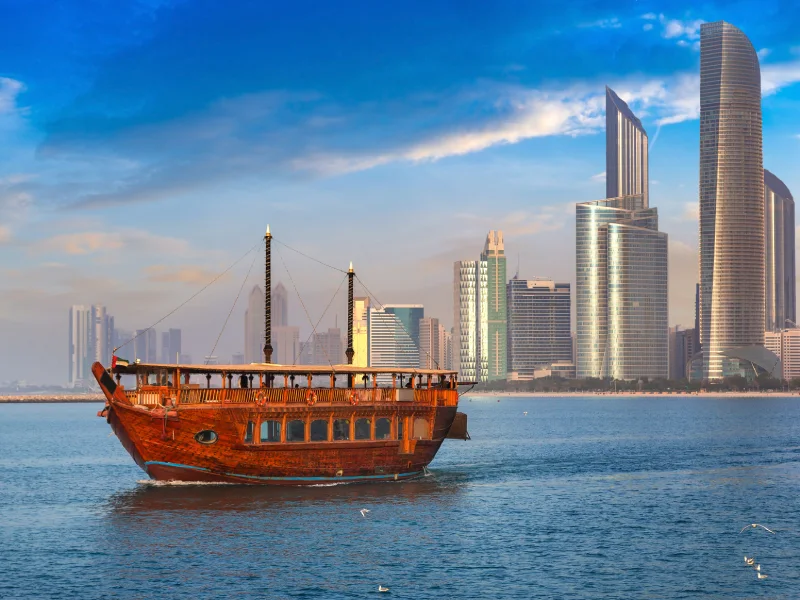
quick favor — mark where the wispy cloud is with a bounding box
[0,77,24,114]
[143,265,225,285]
[591,171,606,182]
[642,13,704,49]
[30,229,189,257]
[581,17,622,29]
[681,202,699,222]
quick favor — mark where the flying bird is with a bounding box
[757,572,769,580]
[740,523,776,534]
[378,585,390,592]
[360,509,370,517]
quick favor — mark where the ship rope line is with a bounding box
[274,243,346,369]
[112,238,264,357]
[205,239,263,365]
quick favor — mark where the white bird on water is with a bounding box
[740,523,776,534]
[755,564,761,572]
[757,572,769,580]
[378,585,390,592]
[744,556,755,566]
[523,411,528,416]
[360,509,370,517]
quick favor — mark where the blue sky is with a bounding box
[1,0,799,383]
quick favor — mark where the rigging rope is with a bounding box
[272,237,348,274]
[206,240,262,364]
[113,238,263,355]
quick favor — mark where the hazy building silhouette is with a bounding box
[764,169,796,331]
[244,285,265,363]
[699,21,768,379]
[273,326,300,365]
[419,317,451,370]
[273,282,289,327]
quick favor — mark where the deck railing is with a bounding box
[124,385,457,407]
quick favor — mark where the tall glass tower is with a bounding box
[699,21,765,380]
[764,169,796,331]
[606,86,649,206]
[481,231,507,381]
[576,87,668,380]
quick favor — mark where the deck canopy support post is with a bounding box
[307,374,312,388]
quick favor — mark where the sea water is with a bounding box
[1,397,799,599]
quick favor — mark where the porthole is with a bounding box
[195,430,218,444]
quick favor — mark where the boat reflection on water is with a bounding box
[105,469,469,516]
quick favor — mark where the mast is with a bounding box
[264,226,273,364]
[346,262,355,387]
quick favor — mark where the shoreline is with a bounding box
[464,391,799,398]
[0,394,104,403]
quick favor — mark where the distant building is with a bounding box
[419,317,451,370]
[231,353,245,365]
[669,326,696,380]
[273,326,300,365]
[764,169,796,331]
[507,278,572,379]
[89,305,114,365]
[454,260,482,381]
[179,354,192,364]
[368,306,420,371]
[245,285,265,363]
[68,306,89,385]
[764,329,796,380]
[134,329,157,362]
[273,282,289,327]
[482,231,507,381]
[313,328,343,365]
[352,297,370,367]
[160,328,182,363]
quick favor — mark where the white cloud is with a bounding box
[0,77,24,114]
[641,13,658,20]
[31,229,190,257]
[591,171,606,182]
[582,17,622,29]
[144,265,226,285]
[758,48,771,59]
[643,23,654,31]
[641,14,704,48]
[762,59,800,96]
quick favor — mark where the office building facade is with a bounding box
[352,297,370,367]
[699,21,768,379]
[419,317,451,370]
[368,306,421,371]
[606,86,648,206]
[764,169,796,331]
[507,278,572,379]
[764,329,798,380]
[481,231,507,381]
[454,260,482,381]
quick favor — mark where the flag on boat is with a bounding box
[112,356,130,369]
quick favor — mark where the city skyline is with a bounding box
[4,4,800,383]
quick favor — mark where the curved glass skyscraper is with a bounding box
[764,169,796,331]
[699,21,766,380]
[606,86,649,206]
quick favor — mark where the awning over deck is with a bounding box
[113,362,458,378]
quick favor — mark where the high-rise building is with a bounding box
[419,317,450,369]
[576,87,668,381]
[160,331,170,363]
[88,305,114,365]
[313,328,343,365]
[763,329,796,380]
[481,231,507,381]
[273,326,300,365]
[507,278,572,379]
[454,260,481,381]
[273,282,289,327]
[699,21,773,379]
[244,285,265,363]
[160,328,182,363]
[352,297,370,367]
[368,306,420,371]
[68,305,88,385]
[764,169,796,331]
[669,326,696,380]
[134,328,157,362]
[606,86,648,206]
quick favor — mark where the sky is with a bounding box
[1,0,800,384]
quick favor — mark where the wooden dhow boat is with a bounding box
[94,228,469,485]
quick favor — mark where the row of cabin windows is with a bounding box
[244,417,429,443]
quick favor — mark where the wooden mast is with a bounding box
[346,262,355,386]
[264,226,273,366]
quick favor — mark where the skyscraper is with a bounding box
[352,296,370,367]
[576,87,668,380]
[273,282,289,327]
[368,306,420,371]
[507,278,572,378]
[273,326,300,364]
[481,231,507,381]
[134,328,157,362]
[454,260,481,381]
[244,285,264,363]
[68,305,88,385]
[419,317,450,369]
[606,86,648,206]
[764,169,796,331]
[313,328,344,365]
[699,21,771,379]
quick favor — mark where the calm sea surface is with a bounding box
[2,396,800,599]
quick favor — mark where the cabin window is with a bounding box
[333,419,350,441]
[287,420,305,442]
[194,430,218,444]
[398,418,404,440]
[310,419,328,442]
[355,418,371,440]
[375,418,391,440]
[260,420,281,443]
[413,417,429,440]
[244,420,255,443]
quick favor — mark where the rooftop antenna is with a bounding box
[515,252,520,280]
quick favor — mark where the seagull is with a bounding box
[755,564,761,572]
[523,411,528,416]
[744,556,755,565]
[360,509,370,517]
[757,572,768,580]
[378,585,390,592]
[740,523,776,534]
